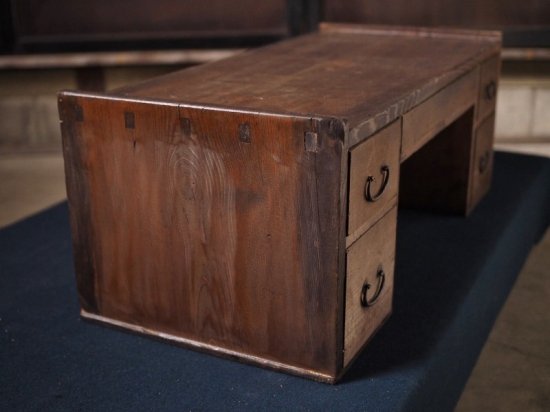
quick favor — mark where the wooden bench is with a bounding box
[59,23,501,383]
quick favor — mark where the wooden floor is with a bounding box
[1,150,548,411]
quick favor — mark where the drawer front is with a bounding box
[344,207,397,366]
[477,55,500,123]
[469,114,495,208]
[402,69,478,161]
[348,120,400,237]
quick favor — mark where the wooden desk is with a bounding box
[59,24,501,383]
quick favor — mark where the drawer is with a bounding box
[469,114,495,209]
[344,207,397,366]
[477,55,500,123]
[402,69,478,161]
[348,120,400,237]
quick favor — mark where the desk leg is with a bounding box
[398,107,479,215]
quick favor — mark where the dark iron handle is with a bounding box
[360,267,385,308]
[365,165,390,202]
[479,150,490,174]
[485,80,497,101]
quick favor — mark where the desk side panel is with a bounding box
[59,93,343,377]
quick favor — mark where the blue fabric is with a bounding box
[1,152,549,412]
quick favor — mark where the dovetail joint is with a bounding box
[239,123,251,143]
[181,117,191,137]
[304,131,320,153]
[124,112,135,129]
[75,105,84,122]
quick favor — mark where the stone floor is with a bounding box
[456,229,550,411]
[1,151,549,411]
[0,151,67,226]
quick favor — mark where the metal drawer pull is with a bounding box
[360,267,385,307]
[365,165,390,202]
[479,150,490,173]
[485,80,496,101]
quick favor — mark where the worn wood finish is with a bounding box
[401,70,478,161]
[0,49,244,70]
[469,114,496,210]
[324,0,550,47]
[325,0,550,28]
[60,25,501,382]
[345,207,397,366]
[477,55,501,123]
[116,23,500,140]
[9,0,293,51]
[59,92,343,377]
[348,120,400,238]
[60,93,98,314]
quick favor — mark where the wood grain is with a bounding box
[469,114,496,210]
[12,0,289,44]
[348,119,400,238]
[0,49,244,70]
[324,1,550,32]
[345,207,397,366]
[59,93,99,313]
[401,69,478,161]
[81,309,337,383]
[59,25,501,382]
[114,24,500,143]
[477,55,501,123]
[59,92,344,376]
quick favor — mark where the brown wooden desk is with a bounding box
[59,24,501,383]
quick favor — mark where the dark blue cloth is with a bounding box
[1,152,549,411]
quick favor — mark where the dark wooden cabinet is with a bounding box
[3,0,318,52]
[325,0,550,47]
[2,0,548,53]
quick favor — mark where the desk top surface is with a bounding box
[102,24,501,133]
